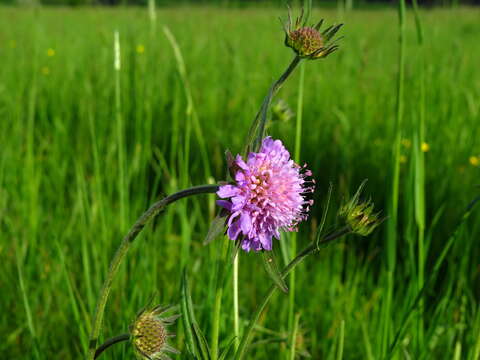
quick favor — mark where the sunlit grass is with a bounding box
[0,4,479,359]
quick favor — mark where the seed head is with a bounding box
[130,303,180,360]
[339,181,383,237]
[282,7,343,60]
[286,27,323,57]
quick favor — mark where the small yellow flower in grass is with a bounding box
[470,156,479,167]
[130,303,180,359]
[9,40,16,49]
[136,44,145,54]
[421,142,430,152]
[401,138,411,149]
[400,155,407,164]
[47,48,55,57]
[41,66,50,76]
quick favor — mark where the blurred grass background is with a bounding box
[0,4,480,359]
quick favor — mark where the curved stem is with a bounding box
[233,227,350,360]
[233,253,240,351]
[245,56,302,153]
[87,184,220,360]
[287,59,305,360]
[94,333,130,359]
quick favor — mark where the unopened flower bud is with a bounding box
[339,181,383,237]
[130,303,180,359]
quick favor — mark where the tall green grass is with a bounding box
[0,5,479,359]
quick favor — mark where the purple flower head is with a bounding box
[217,137,315,252]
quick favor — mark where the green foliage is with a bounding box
[0,5,479,359]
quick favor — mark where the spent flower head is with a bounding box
[282,7,343,60]
[217,137,315,252]
[339,181,383,237]
[130,303,180,360]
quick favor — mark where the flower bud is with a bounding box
[130,303,180,359]
[282,8,343,60]
[339,181,383,237]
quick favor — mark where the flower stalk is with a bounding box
[211,236,230,359]
[245,56,302,154]
[233,227,351,360]
[94,333,130,359]
[87,184,219,360]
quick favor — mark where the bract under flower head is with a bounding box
[217,137,315,252]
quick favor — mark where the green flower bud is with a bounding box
[339,181,383,237]
[130,303,180,360]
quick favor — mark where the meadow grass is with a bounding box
[1,4,480,359]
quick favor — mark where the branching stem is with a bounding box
[234,227,350,360]
[87,184,219,360]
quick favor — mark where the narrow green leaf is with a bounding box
[204,213,226,245]
[413,135,426,231]
[316,183,333,249]
[385,195,480,358]
[192,322,212,360]
[219,336,237,360]
[336,320,345,360]
[262,249,288,293]
[182,269,212,360]
[181,269,198,357]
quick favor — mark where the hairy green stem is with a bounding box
[245,55,302,153]
[113,31,127,232]
[233,253,240,351]
[289,313,300,360]
[211,237,230,359]
[233,227,350,360]
[288,58,306,360]
[382,0,405,354]
[94,333,130,359]
[412,0,426,351]
[87,184,219,360]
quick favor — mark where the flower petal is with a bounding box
[240,212,252,234]
[216,200,232,211]
[227,220,241,241]
[259,232,273,251]
[217,185,239,198]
